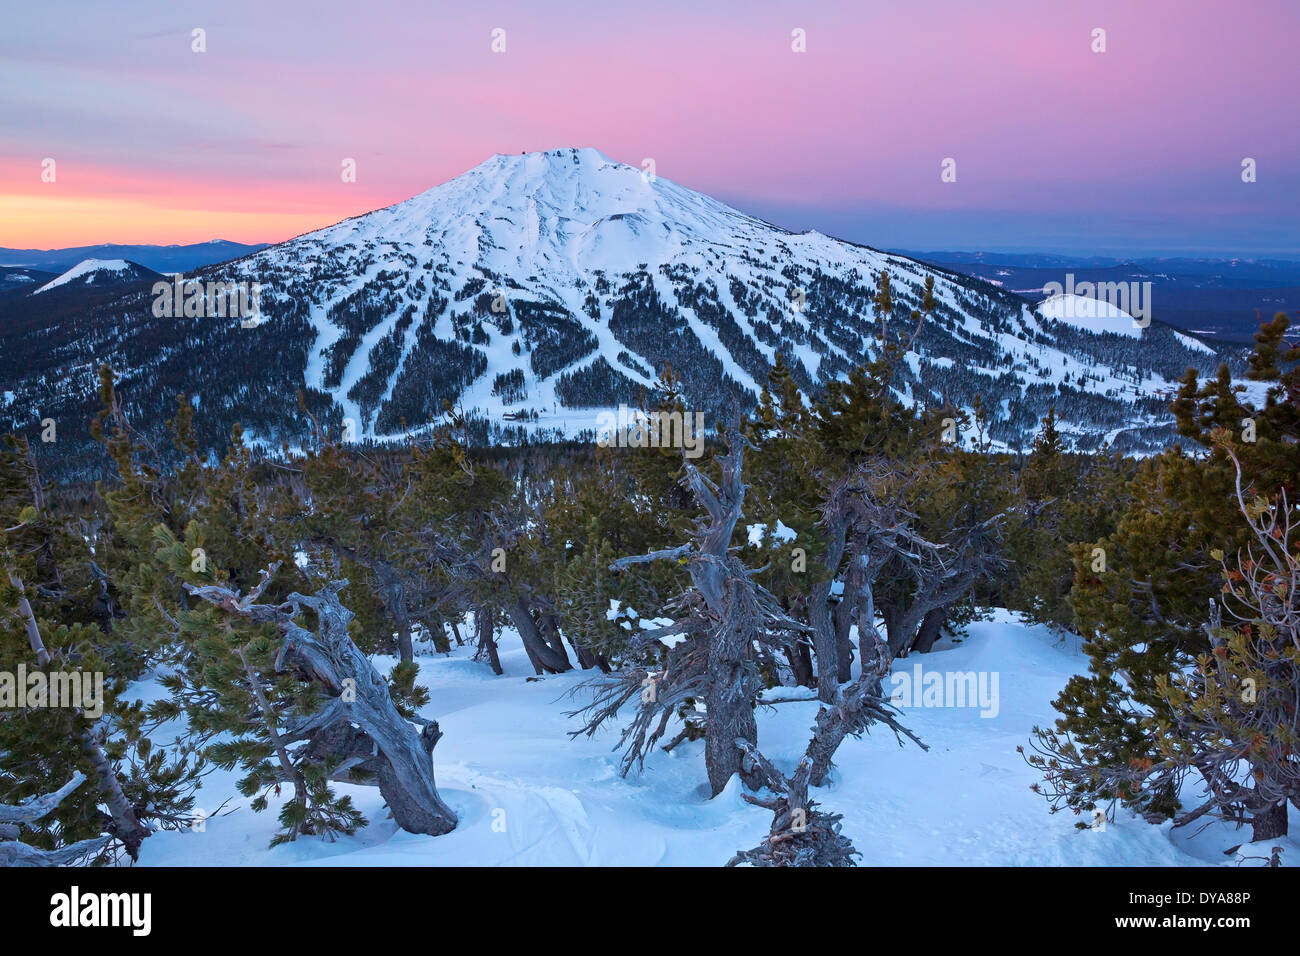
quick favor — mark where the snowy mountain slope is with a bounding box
[238,149,1244,446]
[0,149,1244,472]
[128,610,1292,866]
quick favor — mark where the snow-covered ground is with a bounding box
[131,611,1295,866]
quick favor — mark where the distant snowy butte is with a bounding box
[33,258,158,294]
[1037,292,1143,338]
[0,148,1249,463]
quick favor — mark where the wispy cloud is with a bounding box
[3,0,1297,254]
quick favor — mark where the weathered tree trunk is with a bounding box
[807,636,895,786]
[677,438,764,796]
[428,615,452,653]
[78,731,151,859]
[888,568,977,658]
[395,614,414,664]
[547,607,609,672]
[809,510,850,700]
[854,570,887,697]
[377,565,413,664]
[539,611,570,662]
[595,428,814,798]
[784,638,815,689]
[833,594,855,683]
[1252,800,1288,842]
[320,540,418,665]
[705,604,762,796]
[570,636,611,673]
[521,639,543,673]
[912,606,948,654]
[882,603,909,657]
[187,571,458,837]
[473,605,502,675]
[507,598,572,674]
[808,581,839,702]
[289,585,457,834]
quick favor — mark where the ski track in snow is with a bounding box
[130,610,1295,867]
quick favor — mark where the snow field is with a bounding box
[131,609,1294,866]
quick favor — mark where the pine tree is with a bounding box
[0,419,195,861]
[1029,442,1300,842]
[1029,312,1300,830]
[1004,410,1131,631]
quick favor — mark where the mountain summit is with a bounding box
[0,149,1240,474]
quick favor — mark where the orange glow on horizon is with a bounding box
[0,193,377,249]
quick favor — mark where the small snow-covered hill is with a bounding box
[32,258,159,294]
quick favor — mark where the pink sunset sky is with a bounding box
[2,0,1297,256]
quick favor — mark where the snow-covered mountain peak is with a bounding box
[0,150,1241,464]
[297,147,778,278]
[197,147,1239,451]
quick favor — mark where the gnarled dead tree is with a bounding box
[571,426,808,796]
[727,742,856,867]
[729,631,926,865]
[804,627,928,787]
[185,564,457,836]
[0,772,109,866]
[823,464,1008,661]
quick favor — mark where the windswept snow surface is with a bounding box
[132,610,1293,866]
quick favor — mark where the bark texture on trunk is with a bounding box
[602,428,797,796]
[784,637,815,689]
[474,605,503,675]
[507,598,572,674]
[809,581,838,702]
[704,597,762,796]
[186,569,458,837]
[912,606,949,654]
[1252,800,1288,842]
[833,595,855,683]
